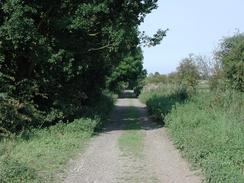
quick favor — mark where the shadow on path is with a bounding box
[101,98,163,133]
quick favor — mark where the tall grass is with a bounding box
[0,92,115,183]
[140,84,244,182]
[139,84,188,122]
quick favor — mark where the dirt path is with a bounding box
[63,98,201,183]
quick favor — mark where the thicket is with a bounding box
[140,33,244,182]
[0,0,166,134]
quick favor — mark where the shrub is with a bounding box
[176,55,200,92]
[0,95,43,134]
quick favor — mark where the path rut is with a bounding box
[63,98,201,183]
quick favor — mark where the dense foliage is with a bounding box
[215,33,244,91]
[106,47,147,94]
[0,0,165,134]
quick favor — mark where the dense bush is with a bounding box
[0,95,44,134]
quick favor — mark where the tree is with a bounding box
[0,0,166,133]
[195,55,212,80]
[107,48,146,94]
[208,59,224,90]
[215,33,244,91]
[176,55,200,90]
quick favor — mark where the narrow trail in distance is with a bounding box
[63,98,202,183]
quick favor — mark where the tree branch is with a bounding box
[88,44,111,52]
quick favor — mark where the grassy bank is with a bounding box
[140,85,244,182]
[0,93,115,183]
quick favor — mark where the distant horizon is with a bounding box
[140,0,244,74]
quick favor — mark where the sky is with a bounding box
[139,0,244,74]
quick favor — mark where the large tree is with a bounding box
[0,0,166,132]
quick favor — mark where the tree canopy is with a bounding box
[0,0,166,133]
[215,33,244,91]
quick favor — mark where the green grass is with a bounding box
[0,92,115,183]
[118,107,143,157]
[139,84,187,122]
[0,118,96,182]
[140,84,244,183]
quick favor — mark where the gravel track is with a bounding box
[63,98,201,183]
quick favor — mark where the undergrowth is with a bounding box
[0,92,115,183]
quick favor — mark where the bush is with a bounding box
[0,95,43,134]
[176,55,200,92]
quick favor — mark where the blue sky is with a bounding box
[139,0,244,74]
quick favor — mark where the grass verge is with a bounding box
[0,93,115,183]
[118,107,143,157]
[140,85,244,183]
